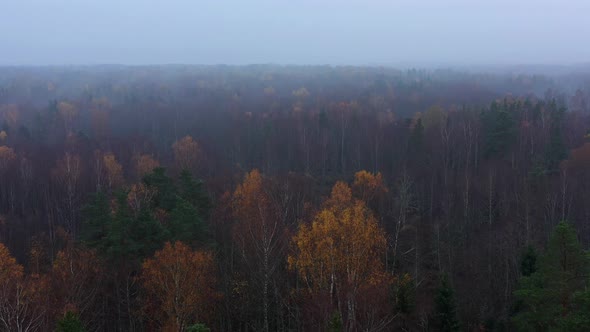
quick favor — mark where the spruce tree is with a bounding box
[513,221,590,331]
[434,273,460,332]
[56,311,86,332]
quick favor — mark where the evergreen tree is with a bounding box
[168,198,206,245]
[327,310,343,332]
[520,245,538,277]
[178,170,211,218]
[544,102,568,172]
[187,323,211,332]
[482,101,516,158]
[56,311,86,332]
[433,274,460,332]
[143,167,177,211]
[81,191,111,251]
[513,221,590,331]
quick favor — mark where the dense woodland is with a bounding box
[1,65,590,331]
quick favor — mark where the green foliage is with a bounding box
[483,101,516,158]
[82,191,166,262]
[327,310,343,332]
[520,245,538,277]
[178,170,211,218]
[396,273,415,314]
[83,169,212,261]
[186,323,211,332]
[143,167,178,211]
[80,191,111,251]
[168,198,206,245]
[433,274,460,332]
[544,102,568,172]
[56,311,86,332]
[513,221,590,331]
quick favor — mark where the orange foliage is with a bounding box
[352,170,388,203]
[289,182,390,327]
[50,247,102,319]
[135,153,160,179]
[0,145,16,171]
[0,242,24,284]
[103,153,124,190]
[290,185,388,291]
[0,242,47,331]
[0,104,19,127]
[141,242,218,331]
[172,135,201,171]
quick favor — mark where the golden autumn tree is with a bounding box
[289,181,390,331]
[57,101,78,134]
[352,170,388,203]
[103,152,124,191]
[0,242,46,331]
[0,145,16,171]
[52,153,82,234]
[141,241,218,332]
[134,153,160,180]
[232,169,287,332]
[172,136,201,172]
[50,246,103,327]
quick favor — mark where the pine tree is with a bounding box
[56,311,86,332]
[520,245,538,277]
[178,170,211,218]
[513,221,590,331]
[81,191,111,251]
[433,274,460,332]
[327,310,343,332]
[143,167,177,211]
[168,198,206,245]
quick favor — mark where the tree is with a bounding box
[82,191,166,263]
[135,154,160,180]
[56,311,86,332]
[143,167,177,212]
[178,170,211,218]
[513,221,590,331]
[0,242,45,332]
[327,310,343,332]
[232,169,286,332]
[172,136,201,173]
[141,242,218,331]
[544,102,568,172]
[520,245,538,277]
[352,170,387,204]
[50,246,103,328]
[433,274,460,332]
[289,181,389,331]
[482,101,516,158]
[102,152,124,192]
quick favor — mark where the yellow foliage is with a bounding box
[289,182,388,293]
[141,242,218,331]
[172,135,201,171]
[103,153,124,190]
[352,170,388,202]
[135,154,160,178]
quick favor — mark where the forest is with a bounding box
[0,65,590,331]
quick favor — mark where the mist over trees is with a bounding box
[0,65,590,331]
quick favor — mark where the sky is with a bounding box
[0,0,589,66]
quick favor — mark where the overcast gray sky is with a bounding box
[0,0,588,66]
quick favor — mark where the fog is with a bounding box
[1,0,589,66]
